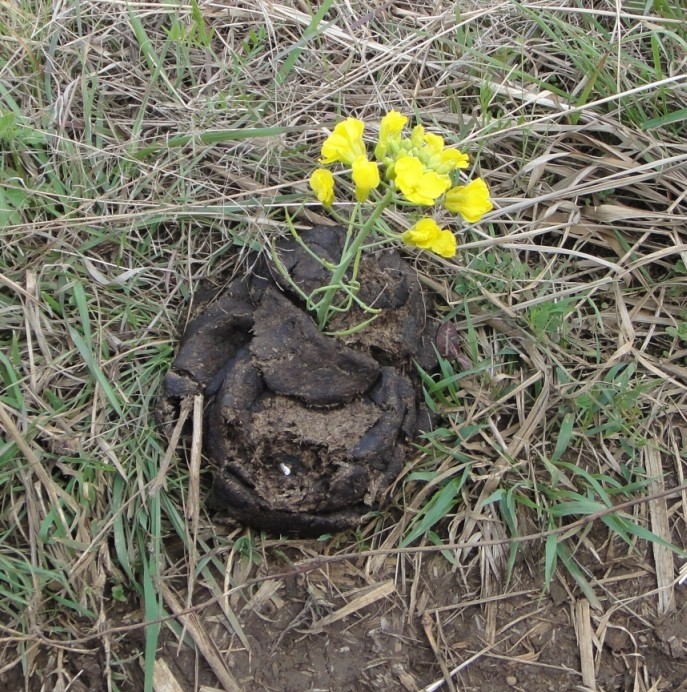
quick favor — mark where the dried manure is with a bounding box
[159,225,437,535]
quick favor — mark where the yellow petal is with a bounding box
[394,155,424,187]
[394,156,451,205]
[309,168,335,208]
[423,132,444,153]
[351,155,380,202]
[438,148,469,171]
[445,178,493,222]
[380,110,408,142]
[320,118,366,165]
[430,229,457,258]
[401,218,442,249]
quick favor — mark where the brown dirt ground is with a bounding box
[172,547,687,692]
[14,533,683,692]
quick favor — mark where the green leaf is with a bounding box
[142,556,161,692]
[557,542,601,610]
[548,496,606,516]
[602,513,686,556]
[0,112,17,140]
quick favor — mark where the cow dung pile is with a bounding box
[158,225,437,536]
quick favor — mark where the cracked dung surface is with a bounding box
[158,225,437,536]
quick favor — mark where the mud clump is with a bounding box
[158,225,437,536]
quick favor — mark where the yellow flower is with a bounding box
[394,155,451,205]
[410,124,425,148]
[431,229,458,258]
[401,218,456,258]
[423,132,444,153]
[421,132,469,173]
[437,148,469,172]
[320,117,366,165]
[380,110,408,141]
[309,168,335,208]
[351,155,380,202]
[402,217,439,247]
[444,178,493,223]
[375,110,408,160]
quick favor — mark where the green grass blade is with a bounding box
[401,471,469,547]
[275,0,336,85]
[642,107,687,130]
[68,327,124,416]
[551,413,575,463]
[544,534,558,589]
[557,542,601,610]
[131,125,297,159]
[142,555,162,692]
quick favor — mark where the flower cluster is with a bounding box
[309,111,493,258]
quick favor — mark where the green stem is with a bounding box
[315,187,394,329]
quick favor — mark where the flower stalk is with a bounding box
[314,187,394,330]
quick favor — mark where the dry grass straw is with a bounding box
[1,0,687,688]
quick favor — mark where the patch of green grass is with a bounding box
[415,335,684,602]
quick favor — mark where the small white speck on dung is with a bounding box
[279,463,291,476]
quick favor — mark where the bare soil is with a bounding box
[203,551,687,691]
[21,538,685,692]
